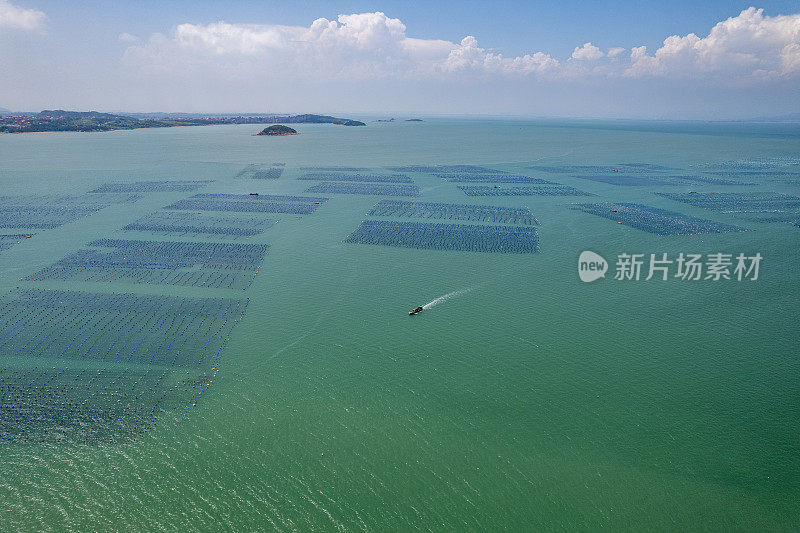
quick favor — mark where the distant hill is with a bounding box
[257,125,298,136]
[0,110,367,133]
[0,107,11,116]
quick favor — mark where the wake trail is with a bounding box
[421,288,473,310]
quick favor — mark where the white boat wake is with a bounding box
[421,288,472,310]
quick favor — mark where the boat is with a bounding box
[249,192,259,196]
[409,306,424,315]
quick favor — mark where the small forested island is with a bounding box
[257,125,298,136]
[406,118,423,122]
[0,110,366,133]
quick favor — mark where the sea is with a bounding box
[0,118,798,530]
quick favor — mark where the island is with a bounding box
[257,125,298,136]
[406,119,423,122]
[0,110,367,133]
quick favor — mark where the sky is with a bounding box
[1,1,799,119]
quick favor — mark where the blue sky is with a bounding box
[1,1,799,118]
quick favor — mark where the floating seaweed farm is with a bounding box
[528,164,677,173]
[666,175,756,186]
[123,211,276,237]
[300,166,369,172]
[658,192,800,213]
[387,165,507,174]
[368,200,538,225]
[436,173,556,184]
[0,195,136,229]
[90,181,213,193]
[0,289,248,444]
[573,202,749,235]
[26,239,269,290]
[0,234,34,251]
[694,157,800,171]
[235,164,284,180]
[298,172,413,183]
[305,182,421,197]
[459,185,591,196]
[572,174,678,186]
[166,194,328,214]
[737,212,800,224]
[345,220,539,253]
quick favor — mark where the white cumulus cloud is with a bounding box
[0,0,45,31]
[571,42,603,61]
[122,8,800,84]
[624,7,800,79]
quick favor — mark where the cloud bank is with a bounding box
[124,8,800,83]
[0,0,44,31]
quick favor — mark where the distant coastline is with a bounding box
[0,111,366,133]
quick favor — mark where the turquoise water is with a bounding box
[0,119,799,530]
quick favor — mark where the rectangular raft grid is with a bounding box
[0,195,138,229]
[26,239,269,290]
[572,174,678,186]
[0,289,248,444]
[368,200,538,225]
[90,181,212,193]
[665,175,756,186]
[573,202,749,235]
[436,173,555,184]
[298,172,413,183]
[305,182,421,197]
[300,166,369,172]
[528,164,676,173]
[345,220,539,254]
[572,173,754,187]
[123,211,276,237]
[459,185,592,196]
[235,164,284,180]
[694,158,800,171]
[387,165,507,174]
[166,193,328,215]
[658,192,800,212]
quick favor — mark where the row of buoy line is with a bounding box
[458,185,590,197]
[305,182,421,197]
[24,239,268,290]
[298,172,413,184]
[166,193,329,214]
[573,202,749,235]
[123,210,276,237]
[344,219,540,254]
[90,180,213,193]
[368,199,539,226]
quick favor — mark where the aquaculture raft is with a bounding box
[0,289,248,444]
[573,202,749,235]
[26,239,269,290]
[235,164,284,180]
[90,180,213,193]
[344,220,539,254]
[368,200,539,225]
[166,193,329,214]
[459,185,591,197]
[305,182,421,197]
[123,211,276,237]
[659,192,800,213]
[298,172,413,183]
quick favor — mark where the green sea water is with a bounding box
[0,119,799,530]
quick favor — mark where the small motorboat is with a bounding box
[249,192,259,196]
[409,306,424,315]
